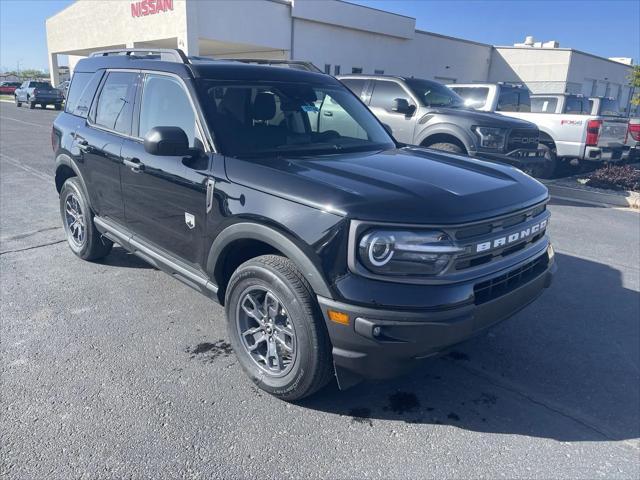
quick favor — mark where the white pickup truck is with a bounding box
[448,84,629,177]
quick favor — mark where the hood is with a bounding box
[225,147,548,224]
[425,107,537,129]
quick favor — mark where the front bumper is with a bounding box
[473,148,545,168]
[318,245,556,388]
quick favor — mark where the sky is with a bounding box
[0,0,638,72]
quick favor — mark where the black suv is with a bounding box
[53,49,555,400]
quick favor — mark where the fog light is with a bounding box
[328,309,349,325]
[372,326,382,337]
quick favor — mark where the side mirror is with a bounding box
[392,98,415,115]
[143,126,190,156]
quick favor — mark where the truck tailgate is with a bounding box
[598,118,628,148]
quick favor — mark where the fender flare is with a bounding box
[416,123,475,153]
[206,222,333,299]
[55,153,91,207]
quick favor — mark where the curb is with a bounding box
[545,182,640,209]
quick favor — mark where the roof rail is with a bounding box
[90,48,190,64]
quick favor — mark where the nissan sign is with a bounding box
[131,0,173,18]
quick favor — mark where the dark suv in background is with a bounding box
[338,74,543,169]
[52,49,555,400]
[15,80,64,109]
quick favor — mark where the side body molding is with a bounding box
[207,222,333,299]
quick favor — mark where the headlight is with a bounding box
[358,230,463,276]
[473,126,507,150]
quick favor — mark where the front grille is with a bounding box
[507,128,539,151]
[473,253,548,305]
[452,203,547,271]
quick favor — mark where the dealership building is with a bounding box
[46,0,635,110]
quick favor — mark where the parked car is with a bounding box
[337,75,543,169]
[450,83,629,177]
[0,81,21,95]
[626,117,640,161]
[14,80,64,110]
[53,48,555,400]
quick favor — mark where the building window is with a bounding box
[374,69,384,75]
[351,67,363,74]
[334,65,341,75]
[324,64,331,75]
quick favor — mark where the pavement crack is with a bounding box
[450,360,629,444]
[2,226,62,242]
[0,240,66,256]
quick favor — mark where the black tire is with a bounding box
[15,96,21,107]
[28,100,35,109]
[54,103,62,111]
[39,104,46,109]
[225,255,333,401]
[525,144,558,179]
[59,177,113,261]
[427,142,465,154]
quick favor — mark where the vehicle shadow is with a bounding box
[96,246,154,269]
[299,252,640,442]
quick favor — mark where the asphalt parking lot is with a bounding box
[1,103,639,479]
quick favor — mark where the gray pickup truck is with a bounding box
[14,80,64,110]
[337,75,543,169]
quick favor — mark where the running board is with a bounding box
[94,216,219,299]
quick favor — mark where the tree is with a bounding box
[632,65,640,106]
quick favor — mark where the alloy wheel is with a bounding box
[64,192,86,248]
[236,287,297,377]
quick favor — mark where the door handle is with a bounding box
[206,178,215,213]
[123,158,145,172]
[76,139,91,153]
[323,111,333,117]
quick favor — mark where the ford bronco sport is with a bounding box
[53,49,555,400]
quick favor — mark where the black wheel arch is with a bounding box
[207,222,333,303]
[55,154,91,208]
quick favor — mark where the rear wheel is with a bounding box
[225,255,333,401]
[54,103,62,111]
[28,99,35,109]
[426,142,465,155]
[525,144,558,179]
[15,96,21,107]
[59,177,113,261]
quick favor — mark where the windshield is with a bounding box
[450,86,489,109]
[405,79,465,108]
[197,80,395,158]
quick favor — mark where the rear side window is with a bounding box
[564,97,590,115]
[138,74,200,147]
[93,72,137,134]
[531,97,558,113]
[370,80,413,112]
[598,98,622,117]
[341,79,367,98]
[497,88,531,112]
[65,72,103,118]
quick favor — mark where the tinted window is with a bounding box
[65,72,103,118]
[93,72,136,134]
[531,97,558,113]
[139,74,199,147]
[30,81,52,89]
[564,96,590,115]
[341,78,367,98]
[370,80,413,111]
[598,98,622,117]
[497,88,530,112]
[450,86,489,109]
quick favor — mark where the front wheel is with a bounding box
[59,177,113,261]
[225,255,333,401]
[426,142,465,155]
[525,144,558,179]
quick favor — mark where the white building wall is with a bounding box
[489,48,572,93]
